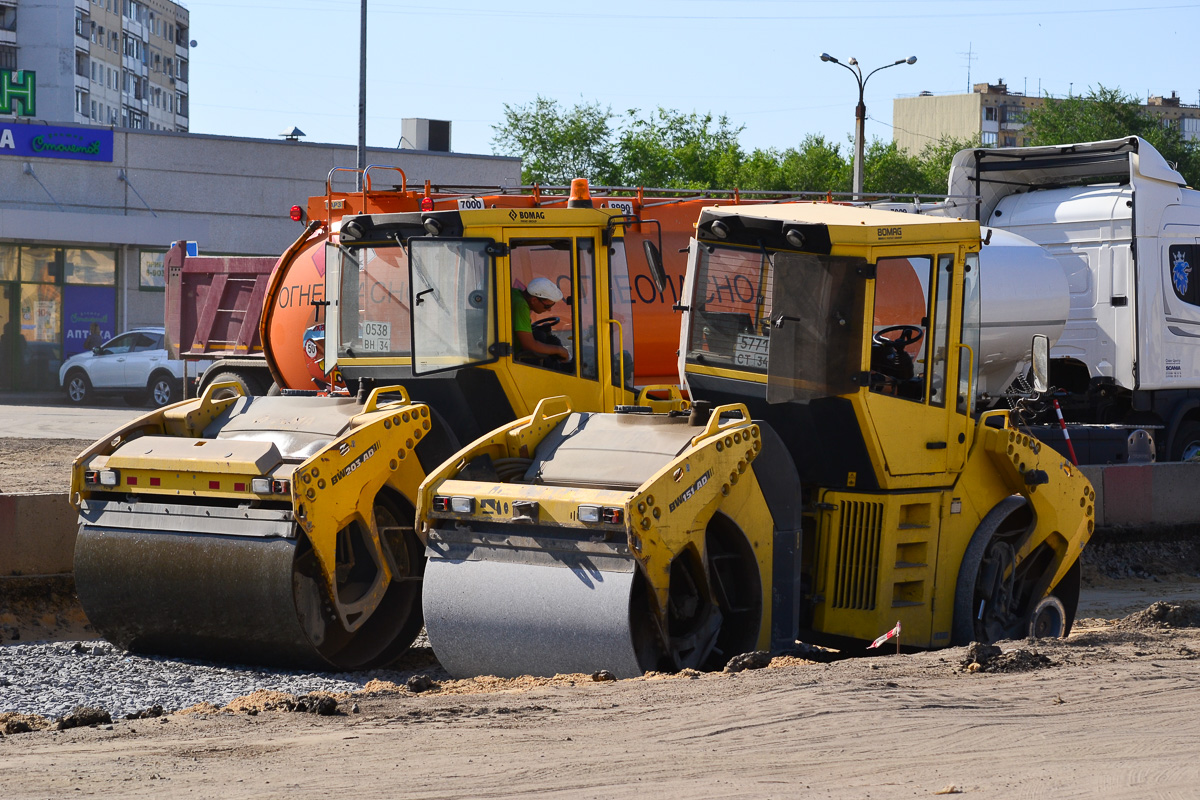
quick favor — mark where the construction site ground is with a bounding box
[3,435,1200,798]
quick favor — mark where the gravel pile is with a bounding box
[0,641,429,720]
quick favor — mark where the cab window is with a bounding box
[870,256,933,402]
[509,238,576,373]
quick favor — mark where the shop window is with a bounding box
[19,284,63,391]
[65,249,116,286]
[0,244,17,281]
[140,250,166,289]
[20,247,61,283]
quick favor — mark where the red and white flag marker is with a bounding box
[868,620,901,652]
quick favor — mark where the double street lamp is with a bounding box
[820,53,917,198]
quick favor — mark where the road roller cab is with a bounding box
[416,203,1096,678]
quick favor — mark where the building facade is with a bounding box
[0,124,521,392]
[893,81,1200,156]
[0,0,188,131]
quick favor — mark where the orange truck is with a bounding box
[167,166,834,394]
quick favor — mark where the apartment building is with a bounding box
[0,0,188,131]
[893,80,1200,156]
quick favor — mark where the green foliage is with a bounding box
[491,97,619,185]
[616,108,745,189]
[491,95,970,195]
[1025,86,1200,185]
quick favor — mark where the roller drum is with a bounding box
[74,525,329,669]
[423,555,646,679]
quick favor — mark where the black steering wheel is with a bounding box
[872,324,923,349]
[531,316,560,333]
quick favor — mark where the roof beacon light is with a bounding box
[289,204,304,222]
[567,178,593,209]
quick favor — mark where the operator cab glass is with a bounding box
[409,239,496,375]
[334,242,414,359]
[685,241,865,402]
[509,238,577,374]
[607,239,636,389]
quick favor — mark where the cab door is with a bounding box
[504,230,611,415]
[862,253,969,479]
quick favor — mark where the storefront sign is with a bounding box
[0,123,113,163]
[0,69,35,116]
[63,286,116,357]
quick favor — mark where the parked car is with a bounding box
[59,327,203,407]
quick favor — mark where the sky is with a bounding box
[185,0,1200,165]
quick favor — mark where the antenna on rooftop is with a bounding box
[957,42,976,91]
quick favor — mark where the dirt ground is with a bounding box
[4,439,1200,797]
[0,438,90,495]
[2,607,1199,799]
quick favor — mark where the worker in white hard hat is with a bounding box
[512,277,570,362]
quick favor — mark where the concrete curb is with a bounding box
[0,493,77,576]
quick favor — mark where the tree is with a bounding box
[782,135,852,193]
[914,135,980,196]
[492,96,975,195]
[616,108,745,189]
[861,139,928,195]
[491,96,620,185]
[1024,86,1200,185]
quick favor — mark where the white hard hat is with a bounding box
[526,277,564,303]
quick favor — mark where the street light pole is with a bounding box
[357,0,367,191]
[820,53,917,199]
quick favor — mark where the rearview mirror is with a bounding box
[643,240,666,294]
[1030,334,1049,393]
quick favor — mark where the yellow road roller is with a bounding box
[416,203,1095,677]
[71,195,685,669]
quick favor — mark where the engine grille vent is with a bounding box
[831,500,883,610]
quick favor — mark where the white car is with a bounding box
[59,327,196,407]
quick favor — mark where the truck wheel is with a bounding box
[1171,420,1200,462]
[148,373,181,407]
[207,371,261,400]
[65,371,93,405]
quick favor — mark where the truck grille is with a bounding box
[831,500,882,610]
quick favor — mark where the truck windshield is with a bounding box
[410,239,496,375]
[337,244,412,358]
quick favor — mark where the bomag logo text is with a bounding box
[877,227,903,240]
[517,211,546,221]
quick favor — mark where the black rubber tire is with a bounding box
[1170,419,1200,462]
[148,372,181,407]
[64,371,93,405]
[951,496,1028,646]
[206,370,262,400]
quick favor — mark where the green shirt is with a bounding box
[512,288,532,352]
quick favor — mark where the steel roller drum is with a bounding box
[74,524,330,670]
[423,555,646,679]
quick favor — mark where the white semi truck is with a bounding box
[940,136,1200,462]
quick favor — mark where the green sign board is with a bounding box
[0,70,35,116]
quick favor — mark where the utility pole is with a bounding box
[357,0,367,191]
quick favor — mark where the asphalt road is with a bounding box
[0,394,147,440]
